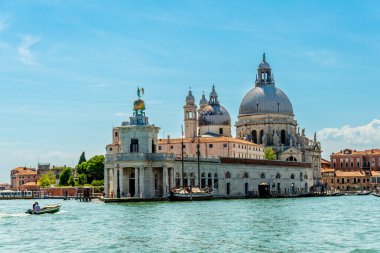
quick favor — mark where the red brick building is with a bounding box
[331,148,380,171]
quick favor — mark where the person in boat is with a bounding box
[33,202,41,213]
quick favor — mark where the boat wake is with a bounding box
[0,213,29,218]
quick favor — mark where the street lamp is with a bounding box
[117,163,120,198]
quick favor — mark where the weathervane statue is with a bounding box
[134,87,146,116]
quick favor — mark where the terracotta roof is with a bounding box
[333,149,380,155]
[335,170,366,177]
[15,171,38,176]
[321,168,335,173]
[158,136,262,147]
[12,167,36,173]
[23,182,37,186]
[320,158,331,164]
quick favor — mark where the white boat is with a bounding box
[169,187,214,201]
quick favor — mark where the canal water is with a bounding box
[0,196,379,252]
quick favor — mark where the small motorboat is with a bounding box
[26,203,62,215]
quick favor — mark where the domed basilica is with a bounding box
[184,54,321,182]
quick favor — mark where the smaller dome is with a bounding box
[259,61,271,69]
[199,105,231,126]
[185,90,195,105]
[199,92,208,107]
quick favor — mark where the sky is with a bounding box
[1,0,380,182]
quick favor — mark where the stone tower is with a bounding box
[183,89,197,138]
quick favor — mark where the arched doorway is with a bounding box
[252,130,257,144]
[129,172,135,197]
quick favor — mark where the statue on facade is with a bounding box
[262,133,268,146]
[273,130,280,146]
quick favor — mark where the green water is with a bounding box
[0,196,379,252]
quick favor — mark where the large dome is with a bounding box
[199,105,231,126]
[239,85,293,115]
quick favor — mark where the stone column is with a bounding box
[104,167,108,197]
[113,167,117,198]
[135,167,139,197]
[120,167,124,197]
[163,166,168,196]
[139,167,144,197]
[170,168,174,189]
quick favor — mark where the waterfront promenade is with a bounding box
[1,195,379,252]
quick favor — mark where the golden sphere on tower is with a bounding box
[134,99,145,110]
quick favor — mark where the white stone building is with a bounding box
[104,54,320,199]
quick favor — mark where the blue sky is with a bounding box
[1,0,380,182]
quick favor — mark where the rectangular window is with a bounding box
[170,145,173,149]
[223,143,227,148]
[209,144,213,148]
[158,146,162,151]
[130,139,139,152]
[219,128,223,135]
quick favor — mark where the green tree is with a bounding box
[68,175,75,187]
[59,167,72,186]
[37,171,56,188]
[91,179,104,186]
[86,155,105,182]
[264,147,277,160]
[76,162,87,175]
[78,151,86,165]
[78,174,87,185]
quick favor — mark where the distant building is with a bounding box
[321,149,380,191]
[10,167,40,191]
[331,148,380,171]
[0,183,11,190]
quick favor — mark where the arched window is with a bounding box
[259,130,264,144]
[261,173,266,179]
[286,156,297,162]
[276,173,281,179]
[225,172,231,178]
[201,172,205,178]
[290,174,295,179]
[208,173,212,178]
[243,172,249,178]
[304,174,308,180]
[201,172,205,188]
[281,129,286,144]
[300,172,303,179]
[252,130,257,144]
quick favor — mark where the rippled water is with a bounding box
[0,196,379,252]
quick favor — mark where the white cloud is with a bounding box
[0,16,8,31]
[89,83,110,88]
[317,119,380,156]
[115,112,128,117]
[305,50,337,67]
[17,35,41,65]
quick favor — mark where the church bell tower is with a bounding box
[184,89,197,138]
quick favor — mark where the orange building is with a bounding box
[10,167,40,191]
